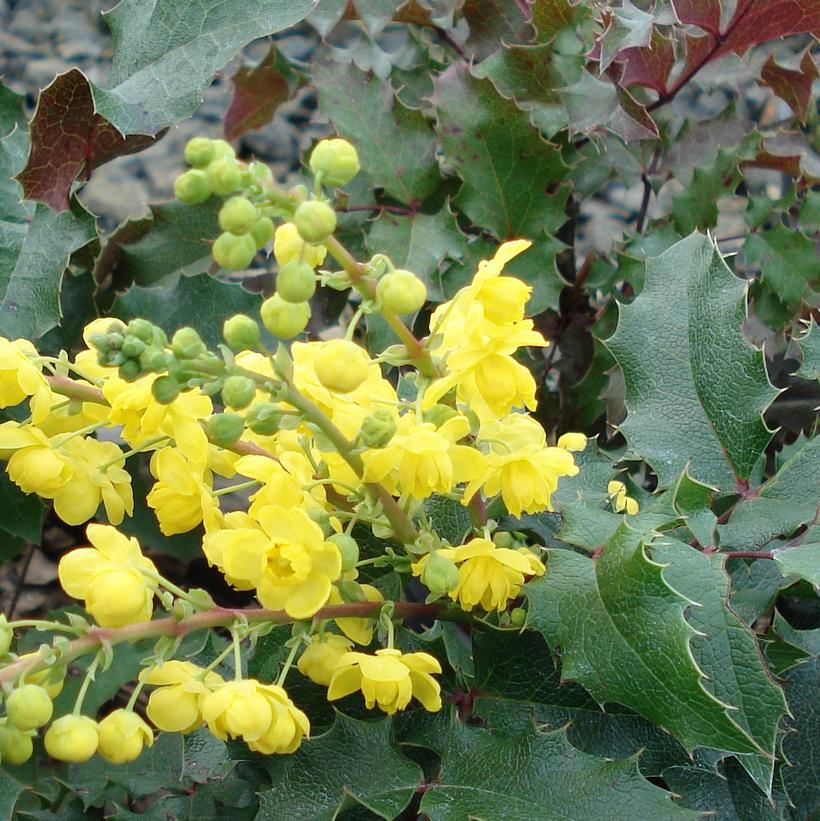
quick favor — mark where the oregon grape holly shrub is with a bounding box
[0,1,817,819]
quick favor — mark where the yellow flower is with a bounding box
[463,414,578,517]
[362,414,485,501]
[43,715,98,763]
[328,648,442,714]
[19,656,64,698]
[327,581,384,645]
[608,480,639,515]
[200,679,273,742]
[97,709,154,764]
[414,537,544,612]
[0,718,34,765]
[0,422,73,496]
[274,221,326,268]
[34,388,109,437]
[557,432,587,451]
[247,683,310,755]
[145,661,225,733]
[235,452,325,518]
[58,524,157,627]
[297,633,354,686]
[0,337,53,423]
[103,375,211,464]
[147,447,221,535]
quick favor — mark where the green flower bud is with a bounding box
[293,200,337,243]
[171,327,206,360]
[88,332,110,353]
[0,616,12,656]
[151,375,181,405]
[493,531,515,549]
[250,216,275,249]
[329,533,360,571]
[206,412,245,446]
[248,161,273,187]
[108,332,124,350]
[245,402,284,435]
[6,684,53,731]
[423,403,458,428]
[306,507,331,535]
[139,345,170,373]
[420,552,459,597]
[174,169,212,204]
[0,719,33,765]
[211,139,236,161]
[222,375,256,410]
[118,360,142,382]
[377,269,427,315]
[206,157,243,196]
[184,137,215,168]
[120,335,146,359]
[509,607,527,627]
[126,318,156,344]
[212,231,256,270]
[276,260,317,303]
[309,138,360,187]
[218,195,258,234]
[260,294,310,339]
[223,314,261,352]
[359,408,397,448]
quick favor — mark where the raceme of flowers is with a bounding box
[0,136,639,769]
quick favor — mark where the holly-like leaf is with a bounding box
[418,715,698,820]
[743,224,819,309]
[727,557,792,626]
[671,148,742,235]
[224,46,298,141]
[461,0,531,58]
[597,0,654,71]
[759,50,817,124]
[671,0,721,34]
[717,0,820,56]
[718,437,820,551]
[432,63,568,238]
[313,57,441,205]
[16,70,160,212]
[526,524,764,753]
[652,538,787,791]
[0,472,45,544]
[259,713,422,820]
[794,318,820,381]
[0,199,97,340]
[112,272,263,349]
[773,544,820,587]
[616,30,676,95]
[605,232,777,490]
[781,659,820,818]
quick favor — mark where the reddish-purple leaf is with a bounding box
[16,69,159,212]
[223,47,295,142]
[616,30,675,94]
[759,50,818,124]
[718,0,820,56]
[671,0,721,35]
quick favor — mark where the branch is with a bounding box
[722,550,773,560]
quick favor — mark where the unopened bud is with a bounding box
[314,339,370,393]
[509,607,527,627]
[206,157,243,196]
[151,375,181,405]
[245,402,284,435]
[293,200,337,243]
[212,231,256,270]
[260,294,310,339]
[377,269,427,315]
[174,169,212,204]
[118,360,142,382]
[139,345,170,373]
[329,533,360,571]
[223,314,261,352]
[171,327,206,360]
[126,318,156,344]
[420,552,459,597]
[309,138,360,187]
[218,195,258,235]
[277,260,316,303]
[359,409,397,448]
[221,375,256,410]
[250,216,274,249]
[206,413,245,446]
[184,137,215,168]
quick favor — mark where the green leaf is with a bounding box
[0,471,45,543]
[418,716,698,820]
[651,538,787,791]
[605,232,777,490]
[773,544,820,587]
[423,494,472,545]
[781,659,820,818]
[0,771,24,821]
[727,557,791,625]
[259,713,422,820]
[312,58,441,204]
[112,272,263,349]
[90,0,316,135]
[671,470,717,548]
[432,63,568,238]
[526,525,763,753]
[743,224,819,308]
[794,318,820,381]
[0,199,97,340]
[773,612,820,658]
[718,437,820,550]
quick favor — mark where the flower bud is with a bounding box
[206,157,243,196]
[557,432,587,452]
[274,222,326,268]
[245,402,283,435]
[423,403,458,428]
[120,335,146,359]
[0,719,33,765]
[377,269,427,315]
[98,709,154,764]
[493,531,515,549]
[221,375,256,410]
[307,508,332,535]
[171,327,206,360]
[260,294,310,339]
[6,684,53,731]
[0,615,12,656]
[139,345,170,373]
[151,375,181,405]
[44,714,98,763]
[206,412,245,446]
[108,332,124,350]
[184,137,215,168]
[118,360,142,382]
[212,231,256,270]
[126,318,156,343]
[174,169,212,204]
[420,552,459,597]
[329,533,360,571]
[211,139,236,161]
[359,409,397,448]
[250,216,275,249]
[309,138,360,187]
[297,633,353,686]
[223,314,261,352]
[88,332,110,353]
[277,260,317,303]
[509,607,527,627]
[314,339,370,393]
[293,200,337,243]
[218,195,258,234]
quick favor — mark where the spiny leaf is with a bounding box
[596,0,654,71]
[605,232,777,490]
[16,70,160,212]
[670,148,742,234]
[773,544,820,588]
[717,0,820,56]
[759,50,817,124]
[794,318,820,381]
[671,0,720,35]
[526,524,764,753]
[616,29,676,95]
[0,472,45,543]
[781,659,820,818]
